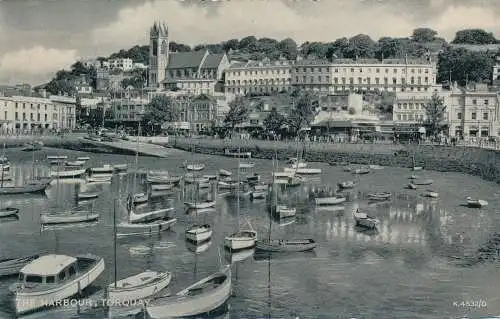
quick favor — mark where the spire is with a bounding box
[161,22,168,36]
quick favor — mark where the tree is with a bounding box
[287,91,319,135]
[223,96,250,130]
[278,38,298,60]
[423,93,447,137]
[344,34,377,59]
[263,107,285,134]
[412,28,438,43]
[451,29,498,44]
[238,36,258,52]
[223,39,239,52]
[437,48,495,86]
[169,42,191,52]
[141,95,180,131]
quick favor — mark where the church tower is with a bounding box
[148,21,169,88]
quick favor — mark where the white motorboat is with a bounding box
[50,168,86,178]
[239,162,255,169]
[129,208,173,224]
[108,271,172,304]
[146,174,171,184]
[9,253,105,316]
[0,254,39,277]
[76,156,90,161]
[41,211,99,225]
[185,163,205,171]
[290,160,308,169]
[185,224,213,243]
[113,164,128,171]
[151,183,174,191]
[0,207,19,218]
[217,181,240,189]
[218,169,232,177]
[65,160,86,167]
[412,166,423,171]
[116,218,177,237]
[367,192,392,201]
[184,200,216,209]
[284,167,322,174]
[353,209,379,229]
[77,192,99,200]
[353,168,370,174]
[133,193,148,204]
[275,205,296,218]
[224,230,257,251]
[368,165,384,170]
[338,180,357,189]
[146,266,231,319]
[423,190,439,198]
[315,196,346,206]
[465,197,488,208]
[90,165,114,174]
[47,155,68,161]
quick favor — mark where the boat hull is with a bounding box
[146,268,231,319]
[41,212,99,225]
[0,207,19,217]
[0,255,39,277]
[315,197,346,205]
[108,271,172,303]
[116,219,177,237]
[224,232,256,251]
[184,201,216,209]
[255,239,316,252]
[185,226,212,243]
[151,184,174,191]
[50,169,86,178]
[0,183,48,195]
[284,168,322,174]
[11,254,105,316]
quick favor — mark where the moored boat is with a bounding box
[108,271,172,304]
[129,207,173,224]
[184,200,216,209]
[253,184,268,191]
[315,196,346,206]
[47,155,68,161]
[0,207,19,218]
[146,266,231,319]
[0,254,39,277]
[338,180,357,189]
[185,224,212,243]
[367,192,392,201]
[151,183,174,191]
[224,230,257,251]
[90,165,114,174]
[113,164,128,171]
[41,211,99,224]
[9,253,105,316]
[76,156,90,161]
[50,168,86,178]
[465,197,488,208]
[133,192,148,204]
[0,182,48,195]
[407,183,417,190]
[353,209,379,229]
[65,160,86,167]
[185,163,205,171]
[116,218,177,238]
[255,239,316,252]
[250,190,266,200]
[412,166,423,171]
[413,179,433,186]
[77,192,99,200]
[275,205,296,218]
[284,167,322,174]
[422,190,439,198]
[218,169,232,177]
[246,173,260,184]
[86,175,112,183]
[238,162,255,169]
[353,168,370,175]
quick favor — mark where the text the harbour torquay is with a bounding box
[18,298,150,308]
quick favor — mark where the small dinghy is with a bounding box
[253,184,268,191]
[77,156,90,161]
[65,160,86,167]
[412,166,423,171]
[315,196,346,206]
[146,266,231,319]
[90,165,114,174]
[77,192,99,200]
[413,179,433,186]
[185,224,212,243]
[41,211,100,225]
[129,208,173,224]
[116,218,177,238]
[203,174,217,181]
[151,183,174,191]
[185,163,205,171]
[219,169,232,177]
[0,207,19,218]
[239,162,255,169]
[184,200,216,209]
[367,192,392,201]
[0,254,39,277]
[50,168,86,178]
[133,193,148,204]
[465,197,488,208]
[0,182,48,195]
[87,175,112,183]
[246,173,260,184]
[275,205,296,218]
[255,239,316,252]
[406,183,417,190]
[338,180,357,189]
[108,271,172,304]
[353,168,370,175]
[422,190,439,198]
[250,191,266,200]
[353,209,379,229]
[224,230,257,251]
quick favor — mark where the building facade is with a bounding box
[293,58,437,93]
[111,98,148,123]
[224,59,293,95]
[493,56,500,87]
[0,95,76,133]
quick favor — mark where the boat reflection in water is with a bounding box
[253,250,317,261]
[225,247,255,264]
[186,239,212,254]
[0,215,19,224]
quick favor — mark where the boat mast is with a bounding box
[236,127,241,230]
[0,143,4,188]
[31,144,35,178]
[113,199,117,288]
[133,122,140,194]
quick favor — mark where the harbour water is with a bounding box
[0,147,499,318]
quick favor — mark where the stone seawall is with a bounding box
[171,137,500,184]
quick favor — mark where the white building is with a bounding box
[0,95,76,133]
[224,59,293,95]
[493,56,500,87]
[111,98,148,123]
[133,62,148,70]
[108,58,133,71]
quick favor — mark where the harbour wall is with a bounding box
[170,137,500,185]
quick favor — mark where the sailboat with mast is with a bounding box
[185,182,213,244]
[106,199,172,315]
[224,147,257,251]
[184,147,215,209]
[131,123,148,205]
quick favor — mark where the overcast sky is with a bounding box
[0,0,499,85]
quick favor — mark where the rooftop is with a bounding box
[295,58,434,66]
[228,60,292,70]
[201,53,226,69]
[21,254,77,276]
[167,50,208,69]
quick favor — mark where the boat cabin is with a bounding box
[18,255,78,285]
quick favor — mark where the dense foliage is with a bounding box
[141,95,180,134]
[423,93,448,136]
[223,96,250,130]
[263,107,286,134]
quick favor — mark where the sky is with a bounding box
[0,0,499,85]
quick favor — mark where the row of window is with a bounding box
[470,99,491,106]
[396,114,425,121]
[226,78,291,85]
[228,66,433,77]
[10,112,58,121]
[457,112,491,120]
[227,76,430,86]
[1,102,73,113]
[397,103,426,110]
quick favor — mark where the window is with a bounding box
[22,113,26,120]
[46,276,55,284]
[15,112,18,120]
[68,266,76,277]
[3,111,6,120]
[26,275,43,283]
[397,103,402,109]
[457,112,462,120]
[23,103,25,109]
[358,77,362,84]
[334,78,338,84]
[58,271,66,281]
[397,114,402,121]
[349,78,354,84]
[376,68,380,73]
[471,112,477,120]
[37,114,40,121]
[385,68,389,73]
[393,69,397,73]
[318,76,321,82]
[483,112,488,120]
[351,68,355,72]
[472,99,477,105]
[484,99,489,105]
[30,113,34,121]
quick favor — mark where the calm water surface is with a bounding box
[0,147,499,319]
